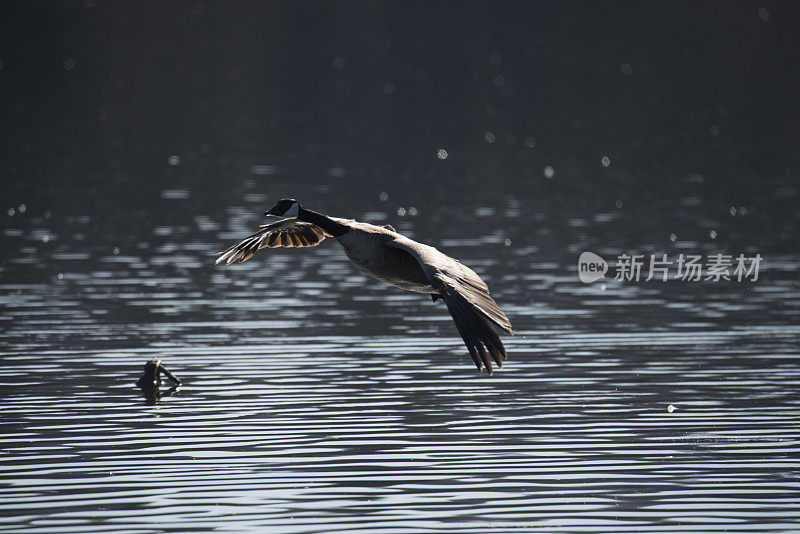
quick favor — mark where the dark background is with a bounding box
[2,1,799,257]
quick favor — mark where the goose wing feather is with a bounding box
[215,219,328,265]
[386,236,512,374]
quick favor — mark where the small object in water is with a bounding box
[136,357,181,387]
[667,404,677,413]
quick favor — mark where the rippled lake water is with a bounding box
[3,2,800,532]
[2,171,799,533]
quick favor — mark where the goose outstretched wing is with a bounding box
[386,237,512,374]
[215,219,329,265]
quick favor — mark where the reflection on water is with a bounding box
[1,182,799,532]
[2,337,800,532]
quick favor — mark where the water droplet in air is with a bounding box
[620,62,632,76]
[669,233,677,242]
[378,192,389,202]
[615,199,623,209]
[436,148,448,160]
[396,207,406,216]
[383,82,396,95]
[504,238,511,247]
[168,155,181,166]
[113,247,120,255]
[710,230,718,239]
[484,131,496,143]
[489,52,502,66]
[42,235,50,243]
[524,137,536,148]
[601,156,611,167]
[543,166,555,179]
[7,207,15,217]
[729,206,737,215]
[58,273,64,280]
[758,6,770,21]
[328,166,345,178]
[408,207,418,216]
[332,56,346,70]
[18,204,26,213]
[667,404,677,413]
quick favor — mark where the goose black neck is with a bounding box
[298,206,348,237]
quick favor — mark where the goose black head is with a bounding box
[265,198,300,218]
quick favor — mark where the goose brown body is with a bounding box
[215,199,513,374]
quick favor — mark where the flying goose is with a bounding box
[215,199,513,374]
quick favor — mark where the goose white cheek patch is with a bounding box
[284,203,300,218]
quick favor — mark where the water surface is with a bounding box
[2,2,800,532]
